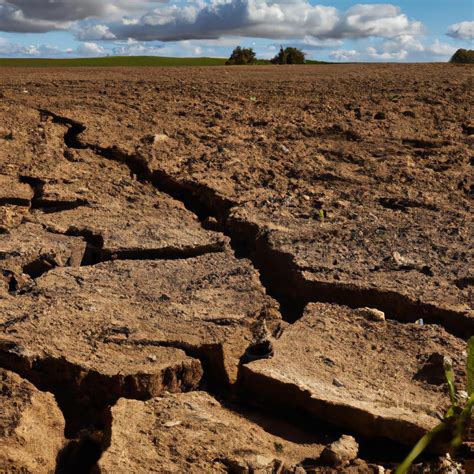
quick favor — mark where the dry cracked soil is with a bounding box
[0,64,472,473]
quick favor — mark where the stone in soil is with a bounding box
[0,368,65,473]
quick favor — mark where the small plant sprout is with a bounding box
[395,336,474,474]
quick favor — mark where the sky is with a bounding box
[0,0,472,61]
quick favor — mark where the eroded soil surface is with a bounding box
[0,64,472,473]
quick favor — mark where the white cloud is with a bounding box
[332,4,424,39]
[0,36,63,55]
[76,24,116,40]
[330,49,359,61]
[76,42,106,56]
[367,45,407,60]
[447,21,474,41]
[109,1,423,42]
[425,39,456,57]
[365,36,456,62]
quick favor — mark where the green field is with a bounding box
[0,56,328,67]
[0,56,228,67]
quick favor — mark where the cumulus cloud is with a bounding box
[332,4,423,39]
[106,1,424,42]
[0,36,62,55]
[0,35,77,56]
[365,35,456,62]
[0,1,427,45]
[0,0,162,32]
[447,21,474,41]
[76,24,116,40]
[330,49,359,61]
[76,41,106,56]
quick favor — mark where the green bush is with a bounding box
[271,46,306,64]
[226,47,256,65]
[450,49,474,64]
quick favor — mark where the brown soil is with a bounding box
[0,64,472,473]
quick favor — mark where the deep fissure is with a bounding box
[14,109,467,471]
[38,109,473,339]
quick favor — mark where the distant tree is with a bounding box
[271,46,287,64]
[450,48,474,64]
[271,46,306,64]
[226,47,256,65]
[284,47,306,64]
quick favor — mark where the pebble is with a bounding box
[279,144,290,154]
[374,112,386,120]
[319,435,359,466]
[163,420,182,428]
[356,307,385,322]
[153,134,169,144]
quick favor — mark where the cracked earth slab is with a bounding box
[240,302,467,448]
[99,391,380,473]
[0,223,86,292]
[228,203,473,336]
[0,113,227,258]
[0,252,279,407]
[0,175,33,233]
[0,368,65,473]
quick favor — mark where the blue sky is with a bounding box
[0,1,472,61]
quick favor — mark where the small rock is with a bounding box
[279,144,290,154]
[153,134,169,144]
[214,111,223,120]
[252,454,274,469]
[163,420,182,428]
[374,112,386,120]
[319,435,359,466]
[402,110,416,118]
[392,251,417,269]
[332,378,345,388]
[356,307,385,322]
[437,453,463,473]
[147,354,157,362]
[455,390,468,405]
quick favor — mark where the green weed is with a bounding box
[395,336,474,474]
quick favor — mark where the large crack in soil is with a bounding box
[39,109,472,339]
[0,335,210,473]
[4,108,465,472]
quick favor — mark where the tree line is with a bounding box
[226,46,306,65]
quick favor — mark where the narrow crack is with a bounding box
[0,337,202,473]
[19,175,89,214]
[37,109,473,339]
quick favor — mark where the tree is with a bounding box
[226,47,256,65]
[450,48,474,64]
[271,46,287,64]
[271,46,306,65]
